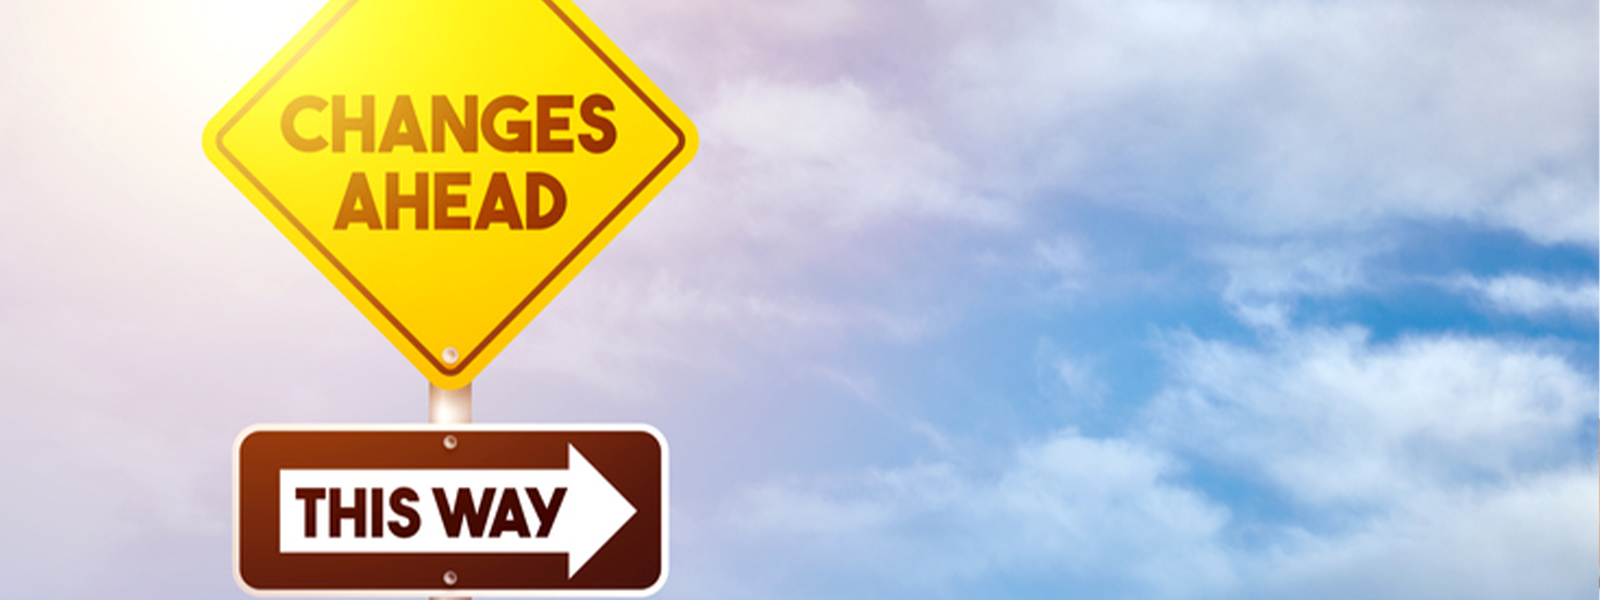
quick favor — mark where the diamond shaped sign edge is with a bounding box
[201,0,699,390]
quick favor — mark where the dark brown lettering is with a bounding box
[379,96,427,153]
[537,95,573,153]
[489,488,532,538]
[331,95,375,153]
[433,172,471,230]
[369,488,384,539]
[475,172,523,230]
[432,95,479,153]
[579,94,615,153]
[282,95,328,152]
[434,487,496,538]
[386,172,429,230]
[388,487,421,538]
[483,95,531,153]
[328,487,367,538]
[524,172,566,230]
[527,487,566,538]
[295,488,325,538]
[334,172,382,230]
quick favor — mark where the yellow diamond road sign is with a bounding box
[204,0,697,389]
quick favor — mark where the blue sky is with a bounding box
[0,0,1594,598]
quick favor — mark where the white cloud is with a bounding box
[608,0,1597,246]
[701,323,1597,598]
[934,0,1598,245]
[717,431,1233,598]
[1492,173,1600,246]
[472,75,1010,398]
[1455,274,1598,319]
[687,78,1012,235]
[1035,337,1107,405]
[1031,235,1093,299]
[596,0,1596,248]
[1050,356,1101,402]
[492,264,941,399]
[1210,240,1374,329]
[1144,326,1595,507]
[1250,467,1597,600]
[0,1,1591,598]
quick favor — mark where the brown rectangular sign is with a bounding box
[233,424,667,596]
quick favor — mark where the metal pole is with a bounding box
[429,382,471,600]
[430,383,472,425]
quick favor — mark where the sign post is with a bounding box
[206,0,696,596]
[431,384,474,428]
[430,383,472,600]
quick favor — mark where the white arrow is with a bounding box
[278,444,638,578]
[548,445,638,577]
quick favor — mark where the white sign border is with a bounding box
[232,423,670,598]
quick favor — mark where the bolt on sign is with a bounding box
[203,0,698,389]
[235,425,667,596]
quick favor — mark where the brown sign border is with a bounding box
[233,424,668,597]
[213,0,690,378]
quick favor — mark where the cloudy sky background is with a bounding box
[0,0,1595,598]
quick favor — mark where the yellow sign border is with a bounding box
[203,0,698,389]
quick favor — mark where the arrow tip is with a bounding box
[562,444,637,578]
